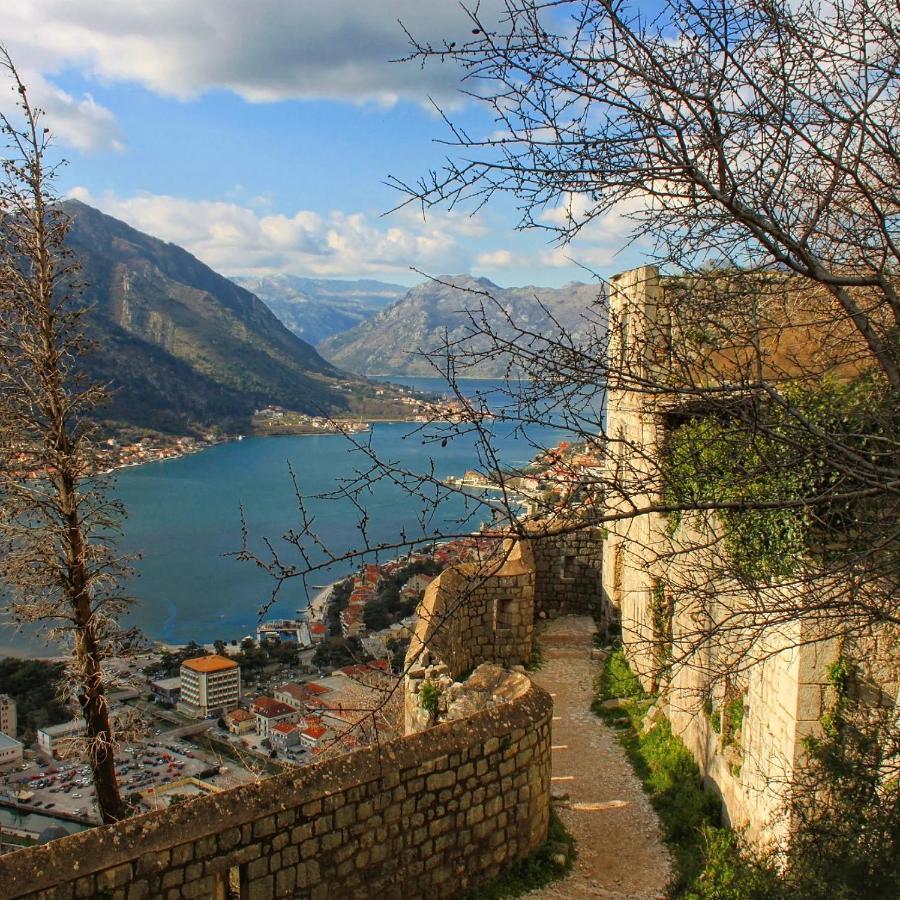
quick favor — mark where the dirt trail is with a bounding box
[524,616,671,899]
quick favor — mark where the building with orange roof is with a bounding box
[178,655,241,719]
[252,696,302,738]
[270,722,301,751]
[224,708,255,735]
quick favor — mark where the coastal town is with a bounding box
[0,436,600,852]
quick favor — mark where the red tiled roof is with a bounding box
[272,723,297,735]
[252,697,295,718]
[303,723,327,740]
[276,683,306,701]
[304,683,330,695]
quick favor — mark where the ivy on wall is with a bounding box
[662,371,895,583]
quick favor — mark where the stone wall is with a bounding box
[0,681,552,900]
[529,525,605,623]
[601,264,860,846]
[404,540,535,732]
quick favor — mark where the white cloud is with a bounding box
[68,187,489,279]
[476,249,515,268]
[0,68,123,152]
[1,1,506,106]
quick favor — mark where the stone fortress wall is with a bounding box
[1,532,604,899]
[601,265,898,845]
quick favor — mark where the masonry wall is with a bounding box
[529,526,605,623]
[0,681,553,900]
[602,265,844,846]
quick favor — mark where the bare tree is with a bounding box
[237,7,896,880]
[0,48,132,823]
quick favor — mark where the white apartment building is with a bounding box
[37,719,86,757]
[0,731,23,768]
[178,655,241,718]
[0,694,16,737]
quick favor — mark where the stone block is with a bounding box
[161,869,184,890]
[253,816,276,839]
[248,875,273,900]
[97,863,133,891]
[275,867,296,897]
[181,876,220,899]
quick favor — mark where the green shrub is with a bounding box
[419,681,439,716]
[596,648,645,703]
[594,652,779,897]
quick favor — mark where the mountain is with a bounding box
[231,275,406,344]
[317,275,606,377]
[61,200,382,434]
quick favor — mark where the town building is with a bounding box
[178,655,241,718]
[0,694,16,737]
[224,708,255,735]
[270,722,301,751]
[299,720,329,750]
[37,720,86,757]
[273,683,307,710]
[251,697,302,738]
[150,676,182,705]
[0,732,23,768]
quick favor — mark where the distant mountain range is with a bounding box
[231,275,406,345]
[62,200,392,435]
[317,275,606,377]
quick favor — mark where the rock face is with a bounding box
[318,274,606,377]
[61,200,377,434]
[232,274,406,345]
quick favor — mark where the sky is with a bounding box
[0,1,647,288]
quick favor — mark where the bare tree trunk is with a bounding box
[0,47,128,824]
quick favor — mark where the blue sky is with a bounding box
[1,1,646,287]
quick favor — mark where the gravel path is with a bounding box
[524,616,671,899]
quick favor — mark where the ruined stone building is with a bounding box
[602,265,898,845]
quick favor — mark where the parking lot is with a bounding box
[0,738,215,821]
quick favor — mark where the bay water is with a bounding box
[1,378,584,653]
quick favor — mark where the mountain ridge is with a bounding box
[317,274,606,377]
[231,274,406,345]
[61,200,386,435]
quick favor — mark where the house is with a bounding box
[308,622,327,643]
[150,676,181,705]
[37,720,86,757]
[270,722,301,751]
[252,697,302,738]
[299,719,330,749]
[224,708,255,735]
[273,683,307,710]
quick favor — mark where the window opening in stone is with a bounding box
[495,597,515,632]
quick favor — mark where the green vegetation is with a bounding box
[312,636,370,669]
[419,681,439,716]
[593,650,781,898]
[363,560,444,632]
[662,371,895,582]
[782,658,900,899]
[594,648,899,898]
[461,808,575,899]
[0,658,69,744]
[525,638,543,672]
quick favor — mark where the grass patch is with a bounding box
[462,807,576,899]
[593,650,780,898]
